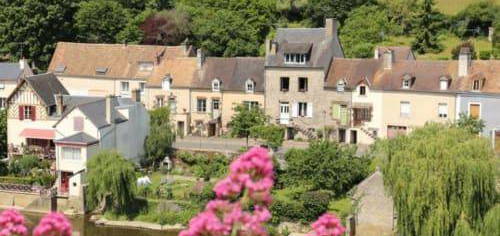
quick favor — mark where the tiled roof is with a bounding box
[146,57,199,88]
[55,132,99,145]
[24,73,69,106]
[48,42,194,80]
[375,46,415,61]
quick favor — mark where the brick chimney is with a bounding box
[55,93,64,116]
[105,95,114,124]
[383,50,394,70]
[197,48,205,69]
[458,47,471,77]
[325,18,339,37]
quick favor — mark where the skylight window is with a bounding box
[54,65,66,73]
[138,62,154,72]
[95,67,108,75]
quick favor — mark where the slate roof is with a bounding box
[0,62,33,80]
[193,57,265,92]
[76,98,128,128]
[24,73,69,106]
[55,132,99,145]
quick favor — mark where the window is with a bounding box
[95,67,108,75]
[280,77,290,92]
[298,77,308,92]
[168,97,176,113]
[472,80,481,91]
[139,82,146,94]
[0,82,4,90]
[62,147,81,161]
[284,53,307,64]
[353,108,371,125]
[54,65,66,73]
[0,98,6,109]
[337,80,345,92]
[298,102,308,117]
[120,81,129,92]
[400,101,411,117]
[73,117,84,131]
[19,106,35,121]
[212,79,221,92]
[440,78,449,90]
[402,80,410,89]
[138,62,154,72]
[156,97,164,107]
[438,103,448,118]
[162,77,172,91]
[245,79,255,93]
[212,99,220,110]
[359,85,366,95]
[243,101,259,110]
[197,98,207,112]
[469,103,480,119]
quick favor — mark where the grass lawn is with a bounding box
[435,0,500,15]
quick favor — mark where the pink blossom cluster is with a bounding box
[180,147,274,236]
[0,209,27,236]
[307,213,345,236]
[33,213,72,236]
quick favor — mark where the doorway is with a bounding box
[177,121,185,138]
[208,123,216,137]
[338,129,346,143]
[280,102,290,125]
[60,172,71,194]
[350,130,357,144]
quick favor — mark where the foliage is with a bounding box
[116,9,154,44]
[453,215,475,236]
[451,41,477,59]
[189,182,216,205]
[478,50,491,60]
[378,0,420,34]
[493,13,500,59]
[229,104,267,147]
[140,9,191,45]
[0,176,35,185]
[411,0,444,53]
[304,0,371,27]
[300,190,333,222]
[0,161,7,176]
[375,124,497,236]
[0,110,6,159]
[75,0,129,43]
[176,151,229,180]
[453,1,500,38]
[454,113,485,134]
[145,107,176,167]
[9,155,40,176]
[480,204,500,236]
[250,124,285,150]
[86,150,137,213]
[282,141,370,196]
[340,5,398,58]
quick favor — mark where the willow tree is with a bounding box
[86,150,137,213]
[374,123,497,236]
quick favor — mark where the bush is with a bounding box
[0,161,8,176]
[250,124,285,150]
[0,176,35,185]
[176,151,229,181]
[33,171,55,187]
[9,155,40,176]
[300,190,333,222]
[189,182,215,205]
[270,197,305,224]
[479,50,491,60]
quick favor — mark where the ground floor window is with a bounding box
[243,101,259,110]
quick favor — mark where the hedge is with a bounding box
[0,176,35,185]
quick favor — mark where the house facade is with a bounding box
[0,60,32,109]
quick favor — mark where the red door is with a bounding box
[60,172,70,193]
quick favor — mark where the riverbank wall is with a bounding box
[0,191,83,215]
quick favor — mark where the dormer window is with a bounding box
[402,74,412,89]
[284,53,308,64]
[212,79,221,92]
[162,75,172,91]
[439,77,449,90]
[472,80,481,91]
[337,80,346,92]
[138,62,154,72]
[245,79,255,93]
[359,85,366,96]
[95,67,108,75]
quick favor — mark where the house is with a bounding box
[47,42,195,100]
[264,18,345,140]
[190,54,265,136]
[52,95,149,197]
[0,60,32,109]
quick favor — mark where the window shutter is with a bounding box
[340,106,348,125]
[31,106,36,121]
[292,103,298,117]
[307,102,313,117]
[332,104,340,119]
[19,106,24,120]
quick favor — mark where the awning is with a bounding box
[19,128,55,140]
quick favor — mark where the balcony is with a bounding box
[8,143,55,159]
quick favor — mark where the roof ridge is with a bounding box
[57,41,170,48]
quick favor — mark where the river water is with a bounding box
[19,211,179,236]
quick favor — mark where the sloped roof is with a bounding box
[375,46,416,61]
[146,57,199,88]
[193,57,265,92]
[48,42,194,80]
[0,62,33,81]
[23,73,69,106]
[55,132,99,145]
[77,98,127,128]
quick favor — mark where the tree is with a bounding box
[116,9,155,44]
[74,0,129,43]
[454,113,485,134]
[411,0,443,54]
[493,13,500,59]
[378,0,419,34]
[140,9,191,45]
[305,0,372,27]
[340,5,397,58]
[375,124,497,236]
[0,110,6,159]
[86,150,137,213]
[250,124,285,150]
[453,1,500,38]
[0,0,81,69]
[283,141,370,196]
[144,107,175,167]
[229,104,267,148]
[451,41,477,59]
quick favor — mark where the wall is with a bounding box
[57,76,146,99]
[0,80,18,102]
[350,84,384,145]
[146,87,191,136]
[114,102,149,163]
[457,93,500,137]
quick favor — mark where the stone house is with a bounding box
[0,60,32,109]
[264,18,345,140]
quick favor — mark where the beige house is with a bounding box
[0,60,32,109]
[264,18,345,139]
[47,42,194,100]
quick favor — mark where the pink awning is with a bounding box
[19,128,55,140]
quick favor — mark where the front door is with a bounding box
[280,102,290,125]
[60,172,71,193]
[208,123,216,137]
[350,130,357,144]
[177,121,185,138]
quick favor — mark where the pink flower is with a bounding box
[308,213,345,236]
[0,209,27,236]
[33,212,72,236]
[179,211,231,236]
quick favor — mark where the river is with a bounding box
[16,211,179,236]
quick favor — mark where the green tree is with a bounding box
[378,0,419,34]
[493,13,500,59]
[451,41,477,59]
[0,110,6,158]
[455,113,485,134]
[144,107,176,168]
[283,140,370,196]
[453,1,500,38]
[0,0,81,69]
[229,103,267,148]
[86,150,137,213]
[480,204,500,236]
[305,0,372,27]
[375,124,497,236]
[75,0,129,43]
[411,0,443,54]
[250,124,285,150]
[340,5,397,58]
[139,9,191,45]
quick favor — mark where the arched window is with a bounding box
[162,75,172,91]
[212,79,221,92]
[245,79,255,93]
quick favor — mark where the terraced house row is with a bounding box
[6,19,500,151]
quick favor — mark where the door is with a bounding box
[469,103,480,119]
[280,102,290,124]
[338,129,346,143]
[350,130,357,144]
[60,172,70,193]
[208,123,216,137]
[177,121,185,138]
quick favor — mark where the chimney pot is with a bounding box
[270,41,277,55]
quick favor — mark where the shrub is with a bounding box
[300,190,333,222]
[0,161,8,176]
[33,171,55,187]
[479,50,491,60]
[269,197,305,224]
[250,124,285,150]
[9,155,40,176]
[189,182,215,205]
[0,176,35,185]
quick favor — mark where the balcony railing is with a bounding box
[8,144,55,159]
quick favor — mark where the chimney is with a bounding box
[19,59,25,70]
[383,50,394,70]
[458,47,471,77]
[270,41,277,55]
[197,48,205,69]
[55,93,64,116]
[105,95,114,124]
[374,47,380,59]
[325,18,339,37]
[131,89,141,103]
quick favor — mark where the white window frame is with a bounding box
[24,106,33,120]
[212,79,221,92]
[359,85,367,96]
[400,101,411,117]
[337,80,345,92]
[245,79,255,93]
[120,81,129,92]
[197,98,207,112]
[162,77,172,91]
[168,97,177,113]
[298,102,308,117]
[212,99,220,110]
[438,103,448,118]
[402,79,410,89]
[0,82,5,90]
[284,53,307,64]
[440,80,448,90]
[61,147,81,161]
[156,97,164,107]
[139,82,146,95]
